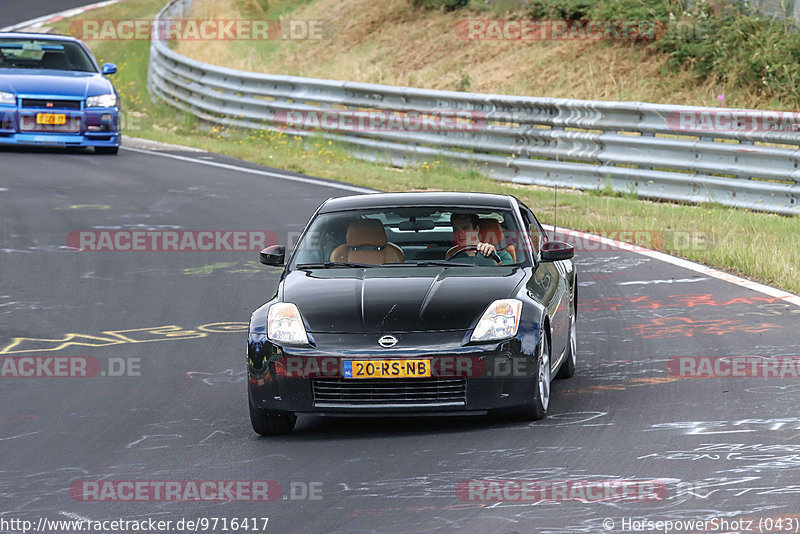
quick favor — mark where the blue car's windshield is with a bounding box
[289,206,533,269]
[0,39,97,72]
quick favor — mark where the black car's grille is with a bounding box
[312,377,467,408]
[21,99,82,110]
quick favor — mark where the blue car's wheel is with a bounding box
[94,146,119,155]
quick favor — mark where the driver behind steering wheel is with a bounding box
[448,213,513,265]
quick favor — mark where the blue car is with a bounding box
[0,32,120,154]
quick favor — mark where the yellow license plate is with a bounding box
[36,113,67,125]
[344,359,431,379]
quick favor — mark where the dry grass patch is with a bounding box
[176,0,764,108]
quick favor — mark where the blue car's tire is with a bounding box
[95,146,119,155]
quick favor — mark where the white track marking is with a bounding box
[545,225,800,307]
[1,1,123,32]
[0,431,41,441]
[121,146,376,194]
[617,277,709,286]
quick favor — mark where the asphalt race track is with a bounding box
[1,141,799,533]
[2,2,799,533]
[0,0,103,29]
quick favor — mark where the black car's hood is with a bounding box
[282,266,526,333]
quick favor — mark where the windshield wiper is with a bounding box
[382,261,475,267]
[295,261,376,269]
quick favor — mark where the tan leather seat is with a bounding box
[479,218,516,263]
[329,219,404,265]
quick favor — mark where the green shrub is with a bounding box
[656,3,800,104]
[416,0,800,106]
[455,72,472,91]
[525,0,595,20]
[520,0,800,106]
[588,0,673,22]
[411,0,469,11]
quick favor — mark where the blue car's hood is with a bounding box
[0,70,114,98]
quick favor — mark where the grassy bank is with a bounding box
[173,0,800,110]
[43,0,800,294]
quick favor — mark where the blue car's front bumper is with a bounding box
[0,104,120,148]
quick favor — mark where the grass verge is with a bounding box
[43,0,800,294]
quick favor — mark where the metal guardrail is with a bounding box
[716,0,800,22]
[148,0,800,215]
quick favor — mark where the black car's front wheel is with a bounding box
[518,330,551,421]
[249,398,296,436]
[556,288,577,379]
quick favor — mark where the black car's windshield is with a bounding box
[288,206,531,269]
[0,39,97,72]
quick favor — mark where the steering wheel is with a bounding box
[449,245,502,264]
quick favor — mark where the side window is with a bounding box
[519,204,544,259]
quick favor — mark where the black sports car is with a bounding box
[247,192,577,435]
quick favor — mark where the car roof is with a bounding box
[0,32,83,43]
[318,192,517,213]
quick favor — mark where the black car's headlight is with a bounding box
[86,93,118,108]
[0,91,16,105]
[471,299,522,342]
[268,303,309,345]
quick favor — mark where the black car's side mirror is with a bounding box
[260,245,285,266]
[540,241,574,262]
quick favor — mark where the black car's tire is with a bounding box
[95,146,119,155]
[249,400,296,436]
[556,290,577,379]
[518,331,551,421]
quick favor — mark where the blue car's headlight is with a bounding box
[471,299,522,342]
[86,93,118,108]
[0,92,16,105]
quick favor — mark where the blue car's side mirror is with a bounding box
[102,63,117,76]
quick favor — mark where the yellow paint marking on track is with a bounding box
[0,322,248,355]
[183,263,238,275]
[562,376,681,395]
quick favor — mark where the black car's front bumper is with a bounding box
[247,329,542,416]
